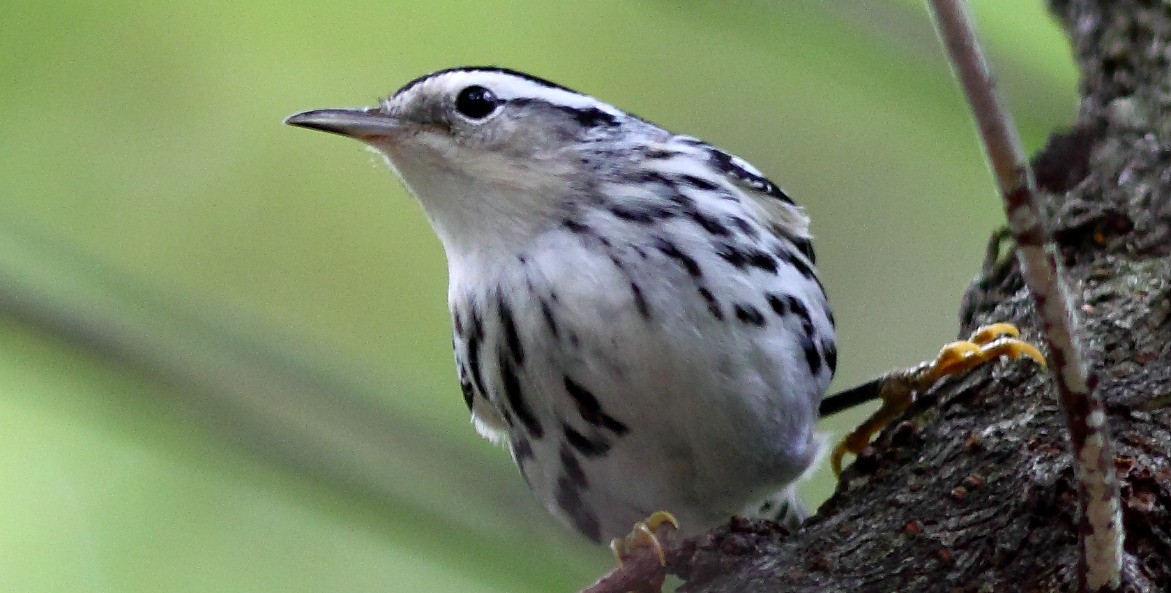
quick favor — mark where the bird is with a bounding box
[284,66,1044,552]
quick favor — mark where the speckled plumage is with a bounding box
[287,67,836,543]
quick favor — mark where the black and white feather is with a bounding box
[288,67,836,542]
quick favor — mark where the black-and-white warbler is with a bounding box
[285,67,1042,548]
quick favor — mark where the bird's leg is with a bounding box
[831,323,1045,475]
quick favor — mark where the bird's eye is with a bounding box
[454,85,500,120]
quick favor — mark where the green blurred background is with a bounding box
[0,1,1075,591]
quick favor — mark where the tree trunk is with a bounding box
[671,2,1171,591]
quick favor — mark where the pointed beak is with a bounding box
[284,107,405,142]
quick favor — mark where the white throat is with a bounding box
[375,144,570,276]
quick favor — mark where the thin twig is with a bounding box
[925,1,1123,591]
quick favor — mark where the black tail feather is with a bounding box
[819,377,884,417]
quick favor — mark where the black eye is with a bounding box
[454,85,500,120]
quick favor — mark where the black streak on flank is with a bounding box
[747,250,778,273]
[608,254,626,271]
[791,237,817,264]
[768,293,812,329]
[514,437,534,463]
[564,376,629,435]
[465,306,488,397]
[630,282,650,318]
[633,169,675,188]
[774,244,815,279]
[716,243,778,273]
[539,298,560,338]
[497,293,525,365]
[560,446,588,488]
[823,341,838,375]
[717,243,747,269]
[500,354,543,438]
[611,205,655,224]
[563,218,590,234]
[689,210,731,237]
[678,174,719,191]
[556,446,601,542]
[734,304,767,326]
[557,479,601,542]
[654,237,702,277]
[459,377,474,411]
[786,296,812,328]
[564,424,611,457]
[698,287,723,320]
[666,191,697,211]
[801,335,823,376]
[466,337,487,398]
[766,293,789,317]
[453,308,465,337]
[611,203,676,224]
[513,437,534,487]
[729,216,759,239]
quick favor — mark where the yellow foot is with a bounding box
[610,511,679,567]
[831,323,1046,475]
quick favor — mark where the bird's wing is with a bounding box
[696,141,815,261]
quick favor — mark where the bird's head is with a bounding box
[286,67,652,264]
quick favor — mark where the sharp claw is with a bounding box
[610,511,679,567]
[643,510,679,533]
[638,524,666,565]
[931,341,984,376]
[979,336,1047,367]
[968,322,1020,344]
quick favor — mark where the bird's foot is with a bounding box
[610,511,679,567]
[831,323,1045,475]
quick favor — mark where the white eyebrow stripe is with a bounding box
[433,70,624,118]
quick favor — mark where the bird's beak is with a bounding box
[284,107,404,142]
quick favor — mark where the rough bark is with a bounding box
[668,2,1171,591]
